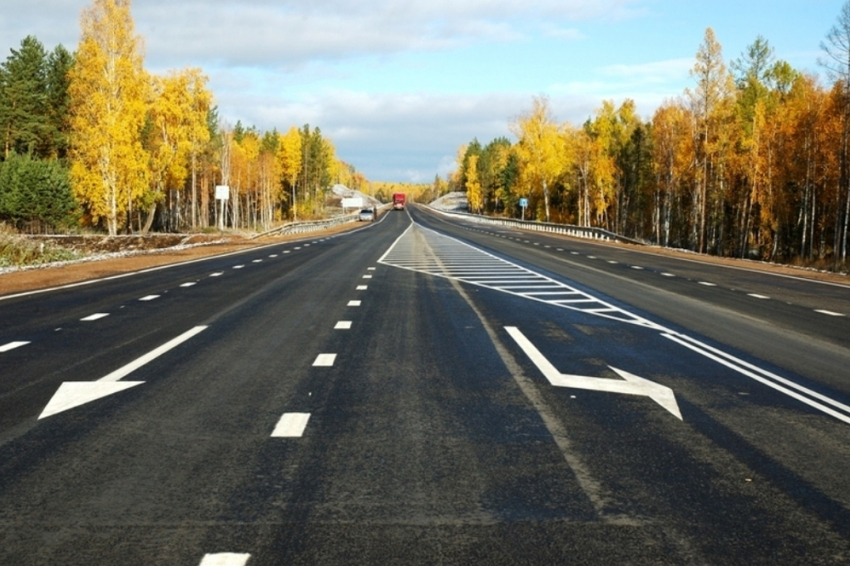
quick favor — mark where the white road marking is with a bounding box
[608,260,618,264]
[662,273,675,277]
[631,266,644,270]
[313,353,337,367]
[587,256,596,259]
[39,326,208,419]
[271,413,311,437]
[347,300,362,306]
[80,313,109,321]
[284,250,291,254]
[199,554,251,566]
[139,295,160,301]
[816,309,846,317]
[698,281,717,287]
[506,326,682,419]
[294,247,301,250]
[0,341,29,353]
[335,321,352,329]
[252,259,262,263]
[210,272,223,277]
[748,294,770,300]
[362,275,373,279]
[663,332,850,425]
[571,252,579,255]
[180,282,197,288]
[269,254,278,258]
[368,267,376,270]
[356,285,368,290]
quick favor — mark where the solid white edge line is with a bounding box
[199,553,251,566]
[662,333,850,425]
[0,341,29,353]
[100,326,208,382]
[271,413,311,437]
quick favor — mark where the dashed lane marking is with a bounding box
[233,265,244,269]
[748,294,770,300]
[210,272,223,277]
[698,281,717,287]
[139,295,160,301]
[180,282,197,288]
[0,341,29,353]
[81,313,109,321]
[631,266,644,270]
[271,413,311,437]
[313,353,337,367]
[199,554,251,566]
[363,275,373,279]
[357,285,368,290]
[662,273,675,277]
[347,300,362,307]
[816,309,846,317]
[252,259,262,263]
[335,321,352,329]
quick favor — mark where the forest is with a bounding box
[448,24,850,271]
[0,0,366,237]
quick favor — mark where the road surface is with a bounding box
[1,206,849,565]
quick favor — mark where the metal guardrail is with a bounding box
[428,206,645,246]
[251,204,392,240]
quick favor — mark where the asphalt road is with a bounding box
[1,206,849,565]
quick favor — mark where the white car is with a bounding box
[358,209,375,222]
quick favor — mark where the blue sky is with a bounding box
[0,0,844,181]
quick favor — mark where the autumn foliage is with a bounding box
[451,28,850,269]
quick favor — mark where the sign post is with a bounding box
[215,185,230,230]
[519,198,528,221]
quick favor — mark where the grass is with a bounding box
[0,228,80,268]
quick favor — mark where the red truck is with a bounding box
[392,193,406,210]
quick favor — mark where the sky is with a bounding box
[0,0,845,182]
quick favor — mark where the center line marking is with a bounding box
[356,285,368,290]
[252,259,262,263]
[271,413,311,437]
[139,295,160,301]
[0,341,29,353]
[362,275,372,279]
[233,265,244,269]
[347,300,362,306]
[180,282,197,287]
[335,321,352,329]
[313,353,337,366]
[81,313,109,321]
[210,272,223,277]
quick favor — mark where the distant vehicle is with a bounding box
[392,193,406,210]
[358,208,375,222]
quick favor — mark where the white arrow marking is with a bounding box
[505,326,682,420]
[38,326,208,420]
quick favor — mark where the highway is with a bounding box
[1,205,849,565]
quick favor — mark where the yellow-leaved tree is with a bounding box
[278,126,302,220]
[69,0,149,235]
[465,154,483,213]
[511,96,564,222]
